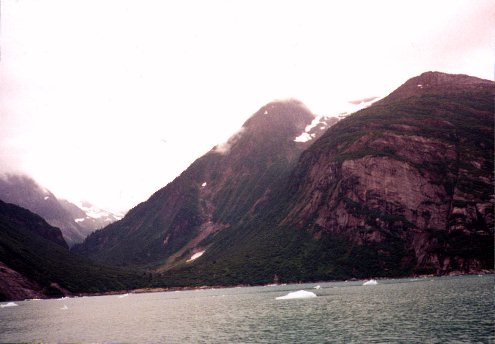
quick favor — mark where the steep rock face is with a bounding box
[74,100,337,267]
[284,72,494,274]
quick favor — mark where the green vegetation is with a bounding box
[62,74,495,289]
[0,201,149,298]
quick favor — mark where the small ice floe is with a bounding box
[276,290,317,300]
[117,293,129,298]
[314,285,321,290]
[1,302,19,308]
[363,279,378,286]
[60,305,68,310]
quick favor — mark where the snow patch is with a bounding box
[75,201,121,220]
[276,290,317,300]
[294,132,314,143]
[417,84,423,88]
[1,302,18,308]
[363,279,378,286]
[187,250,205,262]
[44,196,49,200]
[201,182,207,187]
[74,218,86,223]
[294,115,329,142]
[117,293,129,298]
[264,110,268,115]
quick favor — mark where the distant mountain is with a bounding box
[75,72,494,287]
[0,200,147,301]
[0,174,119,246]
[73,100,338,267]
[0,200,68,249]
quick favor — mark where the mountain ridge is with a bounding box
[75,71,493,285]
[0,174,120,246]
[73,100,338,267]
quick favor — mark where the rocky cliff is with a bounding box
[283,72,494,275]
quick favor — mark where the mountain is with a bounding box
[73,100,338,267]
[75,72,494,286]
[278,72,494,277]
[0,174,119,246]
[0,200,148,301]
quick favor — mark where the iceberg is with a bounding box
[276,290,317,300]
[1,302,19,308]
[363,279,378,286]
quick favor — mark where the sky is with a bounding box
[0,0,493,213]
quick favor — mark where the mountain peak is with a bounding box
[380,71,494,104]
[411,71,493,87]
[241,99,314,131]
[212,99,315,155]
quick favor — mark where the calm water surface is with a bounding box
[0,275,493,343]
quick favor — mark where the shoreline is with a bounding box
[4,270,493,303]
[69,269,495,300]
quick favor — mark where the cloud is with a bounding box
[213,127,245,155]
[348,97,380,105]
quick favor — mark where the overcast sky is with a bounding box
[0,0,493,213]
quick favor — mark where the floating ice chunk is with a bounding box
[314,285,321,290]
[61,305,68,310]
[117,293,129,298]
[276,290,317,300]
[1,302,18,308]
[187,250,205,262]
[363,279,378,286]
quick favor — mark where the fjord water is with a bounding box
[0,275,493,343]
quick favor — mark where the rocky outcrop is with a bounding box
[0,262,44,301]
